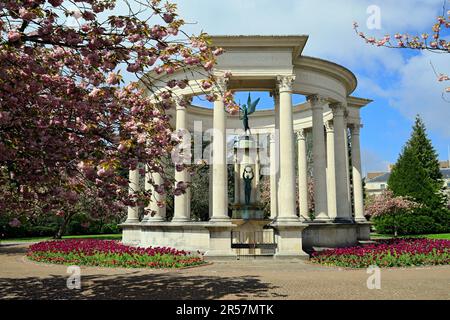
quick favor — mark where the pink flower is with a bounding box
[106,72,121,85]
[48,0,63,7]
[213,48,224,56]
[201,80,212,90]
[163,13,174,23]
[9,218,21,228]
[8,30,21,42]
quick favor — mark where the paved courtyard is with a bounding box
[0,243,449,300]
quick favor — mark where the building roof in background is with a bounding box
[440,161,450,169]
[366,172,391,183]
[367,168,450,183]
[367,172,386,180]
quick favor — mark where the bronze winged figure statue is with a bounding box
[239,93,260,134]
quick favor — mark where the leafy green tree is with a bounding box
[388,115,446,208]
[408,116,443,187]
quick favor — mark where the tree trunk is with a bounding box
[54,215,72,239]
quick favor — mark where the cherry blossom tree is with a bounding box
[0,0,229,237]
[353,6,449,97]
[365,190,420,236]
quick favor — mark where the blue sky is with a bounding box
[174,0,450,174]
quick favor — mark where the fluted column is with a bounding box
[350,124,366,222]
[210,77,229,222]
[269,133,278,219]
[330,102,352,222]
[208,164,213,218]
[308,95,330,222]
[143,169,166,222]
[272,91,281,219]
[126,167,140,223]
[275,75,298,222]
[344,117,352,214]
[325,120,337,220]
[173,101,190,222]
[296,129,309,221]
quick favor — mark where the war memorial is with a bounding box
[121,35,372,258]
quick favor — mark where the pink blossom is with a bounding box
[9,218,21,228]
[8,30,21,42]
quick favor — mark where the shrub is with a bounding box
[373,214,436,235]
[372,207,450,235]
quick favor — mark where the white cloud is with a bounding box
[174,0,449,169]
[386,50,450,137]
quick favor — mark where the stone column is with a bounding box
[296,129,309,221]
[173,101,190,222]
[344,118,352,215]
[126,167,141,223]
[308,95,330,222]
[270,76,307,258]
[325,120,337,220]
[269,133,278,219]
[275,75,299,222]
[272,91,281,218]
[330,102,352,222]
[210,77,229,222]
[143,169,166,222]
[350,124,366,222]
[208,164,213,218]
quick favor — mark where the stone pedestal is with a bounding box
[120,222,142,246]
[271,221,308,258]
[204,223,237,259]
[302,222,359,250]
[356,222,372,241]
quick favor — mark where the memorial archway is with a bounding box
[122,35,372,257]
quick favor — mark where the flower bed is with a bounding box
[310,238,450,268]
[27,239,205,269]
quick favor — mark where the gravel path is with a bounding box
[1,243,449,300]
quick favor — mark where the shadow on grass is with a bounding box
[0,272,283,300]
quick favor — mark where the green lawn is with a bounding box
[0,234,122,243]
[370,233,450,240]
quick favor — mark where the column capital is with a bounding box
[295,129,306,141]
[349,123,363,135]
[174,95,192,109]
[270,90,280,102]
[213,76,229,94]
[307,94,327,107]
[329,102,346,116]
[276,75,296,93]
[325,120,334,133]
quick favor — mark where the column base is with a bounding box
[271,221,309,257]
[123,218,140,224]
[204,221,236,259]
[355,217,368,223]
[142,216,166,224]
[209,216,231,223]
[333,217,354,224]
[312,216,332,223]
[171,217,191,223]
